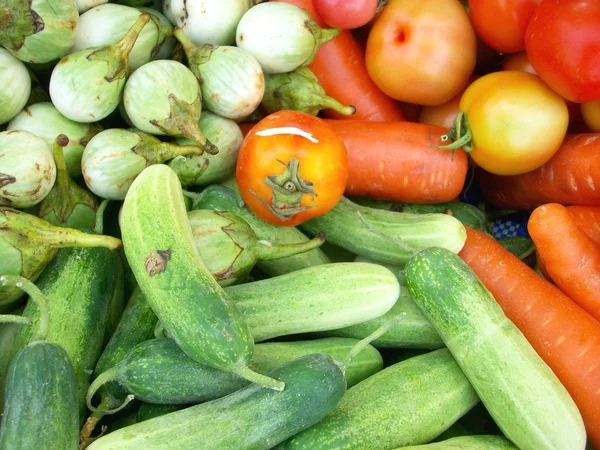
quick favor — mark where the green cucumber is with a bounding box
[395,435,518,450]
[316,286,443,349]
[87,353,346,450]
[404,247,586,450]
[299,197,467,265]
[103,250,125,345]
[282,348,479,449]
[227,262,400,342]
[0,305,24,413]
[120,164,283,390]
[393,202,490,234]
[186,184,331,276]
[136,403,183,423]
[87,336,381,408]
[0,341,79,450]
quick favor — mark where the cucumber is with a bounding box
[0,305,24,413]
[136,403,183,423]
[0,341,79,450]
[299,197,467,265]
[187,184,331,276]
[282,348,479,449]
[87,336,382,408]
[404,247,586,450]
[103,250,125,345]
[227,262,400,342]
[395,435,519,450]
[87,354,346,450]
[316,286,443,349]
[120,164,283,390]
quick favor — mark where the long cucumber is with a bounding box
[394,435,519,449]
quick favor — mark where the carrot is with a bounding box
[278,0,407,122]
[566,205,600,246]
[528,203,600,323]
[458,226,600,449]
[478,133,600,210]
[534,249,554,283]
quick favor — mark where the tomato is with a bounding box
[501,51,536,75]
[525,0,600,103]
[365,0,476,106]
[468,0,540,54]
[442,71,569,176]
[581,100,600,132]
[236,111,348,227]
[419,76,479,130]
[314,0,378,29]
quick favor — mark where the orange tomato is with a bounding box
[581,100,600,132]
[236,110,348,227]
[419,76,479,130]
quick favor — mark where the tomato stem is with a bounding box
[437,111,473,153]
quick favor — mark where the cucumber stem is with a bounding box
[252,232,326,261]
[233,365,286,392]
[94,199,110,235]
[0,275,49,341]
[79,394,121,444]
[0,314,31,326]
[86,367,129,415]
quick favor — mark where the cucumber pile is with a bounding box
[0,1,593,450]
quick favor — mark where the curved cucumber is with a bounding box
[405,247,586,450]
[283,348,479,449]
[395,435,519,450]
[0,305,24,413]
[136,403,183,423]
[87,354,346,450]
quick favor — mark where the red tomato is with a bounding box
[236,111,348,227]
[365,0,477,106]
[314,0,378,29]
[468,0,540,54]
[525,0,600,103]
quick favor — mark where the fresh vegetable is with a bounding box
[137,7,177,61]
[314,0,377,29]
[236,110,349,226]
[7,102,102,178]
[0,305,24,413]
[187,209,325,286]
[262,66,355,117]
[38,135,98,230]
[581,99,600,132]
[525,0,600,103]
[174,28,265,120]
[439,71,569,176]
[169,112,243,186]
[123,60,218,153]
[478,133,600,209]
[188,184,331,276]
[365,0,477,105]
[458,227,600,449]
[566,205,600,245]
[236,2,340,74]
[0,130,56,208]
[136,403,183,423]
[528,203,600,322]
[396,435,519,450]
[0,48,31,125]
[300,196,467,265]
[120,164,283,390]
[497,236,536,267]
[0,0,79,64]
[81,128,204,200]
[75,0,108,13]
[282,349,479,449]
[70,4,171,71]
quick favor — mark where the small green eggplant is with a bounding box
[0,49,31,125]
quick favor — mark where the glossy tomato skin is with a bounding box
[525,0,600,103]
[468,0,540,54]
[236,111,348,227]
[461,71,569,175]
[314,0,378,29]
[419,76,479,130]
[581,100,600,132]
[365,0,477,106]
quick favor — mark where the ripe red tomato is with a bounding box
[468,0,540,54]
[236,111,348,227]
[525,0,600,103]
[314,0,378,30]
[365,0,477,106]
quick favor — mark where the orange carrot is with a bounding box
[528,203,600,323]
[279,0,407,122]
[478,133,600,210]
[459,226,600,449]
[566,205,600,246]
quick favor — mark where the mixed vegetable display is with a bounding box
[0,0,599,449]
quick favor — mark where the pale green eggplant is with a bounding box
[76,0,108,13]
[0,49,31,125]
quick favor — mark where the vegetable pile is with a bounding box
[1,0,599,449]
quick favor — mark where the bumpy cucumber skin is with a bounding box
[120,165,255,376]
[136,403,183,423]
[227,262,400,342]
[319,287,443,349]
[87,354,346,450]
[404,247,586,450]
[103,252,125,345]
[8,245,117,414]
[283,349,479,450]
[300,197,467,265]
[0,341,79,450]
[192,185,331,276]
[396,435,519,450]
[0,306,24,413]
